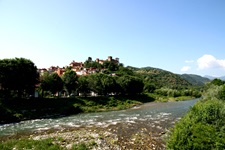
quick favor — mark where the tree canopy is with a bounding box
[62,70,78,95]
[40,72,63,96]
[77,76,90,96]
[0,58,39,97]
[117,75,144,95]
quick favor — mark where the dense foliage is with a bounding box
[84,60,103,70]
[154,87,201,98]
[128,66,191,89]
[0,58,39,98]
[76,73,144,96]
[77,76,90,96]
[167,78,225,149]
[117,75,144,95]
[62,70,78,95]
[39,72,64,97]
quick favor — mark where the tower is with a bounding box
[108,56,112,61]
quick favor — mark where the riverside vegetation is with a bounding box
[0,57,212,149]
[166,78,225,149]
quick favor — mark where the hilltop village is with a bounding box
[37,56,120,76]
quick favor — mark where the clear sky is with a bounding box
[0,0,225,77]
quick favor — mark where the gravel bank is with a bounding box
[26,121,166,150]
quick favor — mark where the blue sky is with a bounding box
[0,0,225,77]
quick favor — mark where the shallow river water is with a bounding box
[0,99,198,137]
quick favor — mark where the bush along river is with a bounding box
[0,99,198,149]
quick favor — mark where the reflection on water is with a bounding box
[0,99,198,136]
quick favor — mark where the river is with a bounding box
[0,99,198,149]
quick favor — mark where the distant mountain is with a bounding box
[204,75,225,80]
[221,76,225,80]
[180,74,210,86]
[127,66,191,88]
[204,75,215,80]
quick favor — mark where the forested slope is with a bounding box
[180,74,210,86]
[127,66,191,89]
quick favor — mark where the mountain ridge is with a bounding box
[127,66,209,87]
[127,66,191,88]
[180,74,210,86]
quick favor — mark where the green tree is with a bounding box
[218,84,225,101]
[50,73,63,96]
[205,78,225,89]
[84,60,102,70]
[103,61,118,71]
[210,78,225,86]
[143,82,156,93]
[88,74,104,95]
[39,72,51,96]
[116,67,134,76]
[87,57,92,62]
[101,74,118,96]
[117,75,144,95]
[77,76,90,96]
[78,74,119,96]
[62,70,78,95]
[0,58,39,98]
[40,73,63,97]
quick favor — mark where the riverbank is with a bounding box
[0,95,152,124]
[0,94,197,124]
[0,98,199,149]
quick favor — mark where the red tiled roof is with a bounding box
[70,60,83,66]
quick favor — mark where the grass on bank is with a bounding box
[0,138,90,150]
[146,93,196,102]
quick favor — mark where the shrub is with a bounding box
[166,99,225,149]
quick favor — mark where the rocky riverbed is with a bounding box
[1,121,167,150]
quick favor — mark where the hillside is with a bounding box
[180,74,210,86]
[127,66,191,89]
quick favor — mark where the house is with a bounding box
[69,60,84,73]
[37,56,120,77]
[48,66,59,73]
[86,67,97,74]
[76,70,88,76]
[37,68,48,76]
[56,68,65,76]
[69,60,83,67]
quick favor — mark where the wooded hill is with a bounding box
[180,74,210,86]
[127,66,209,88]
